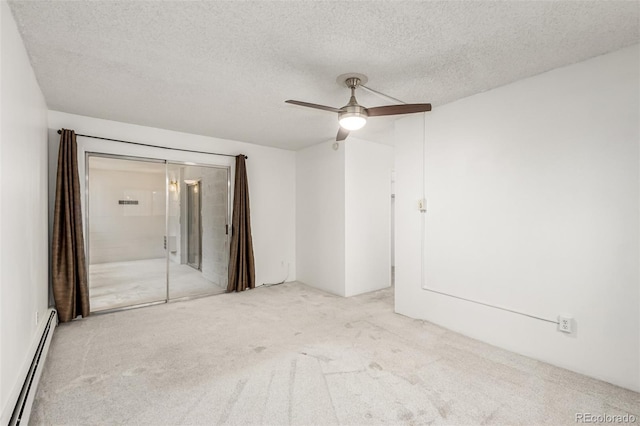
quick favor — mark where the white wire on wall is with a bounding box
[420,112,427,293]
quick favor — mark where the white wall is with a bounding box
[0,2,50,423]
[89,168,166,263]
[345,138,394,296]
[48,111,296,287]
[296,140,346,296]
[297,138,393,297]
[394,45,639,391]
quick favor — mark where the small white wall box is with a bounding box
[558,315,573,333]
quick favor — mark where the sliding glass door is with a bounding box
[167,162,230,300]
[87,155,230,312]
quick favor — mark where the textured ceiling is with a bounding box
[8,1,640,150]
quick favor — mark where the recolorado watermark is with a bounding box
[576,413,637,423]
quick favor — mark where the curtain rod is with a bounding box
[57,129,247,159]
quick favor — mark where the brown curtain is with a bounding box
[52,129,90,322]
[227,155,255,292]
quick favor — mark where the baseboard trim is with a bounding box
[6,309,57,426]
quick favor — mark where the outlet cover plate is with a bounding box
[558,315,573,333]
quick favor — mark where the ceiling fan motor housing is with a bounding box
[339,103,368,119]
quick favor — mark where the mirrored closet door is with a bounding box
[167,162,230,300]
[87,154,230,312]
[87,155,168,311]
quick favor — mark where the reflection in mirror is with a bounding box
[87,156,167,311]
[168,163,229,299]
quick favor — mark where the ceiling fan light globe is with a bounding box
[339,115,367,131]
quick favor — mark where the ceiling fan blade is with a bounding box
[366,103,432,117]
[337,127,349,141]
[285,100,342,113]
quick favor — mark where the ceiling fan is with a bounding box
[285,75,432,141]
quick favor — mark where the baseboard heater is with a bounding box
[9,309,57,426]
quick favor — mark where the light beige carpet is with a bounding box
[30,282,638,425]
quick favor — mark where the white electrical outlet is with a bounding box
[35,311,39,326]
[558,315,573,333]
